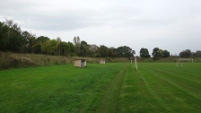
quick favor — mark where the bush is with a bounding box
[0,52,70,69]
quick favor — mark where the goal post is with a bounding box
[130,50,138,70]
[135,56,138,70]
[176,58,194,67]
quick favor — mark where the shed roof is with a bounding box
[74,59,87,60]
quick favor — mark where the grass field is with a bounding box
[0,62,200,113]
[120,63,201,113]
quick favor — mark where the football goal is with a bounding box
[176,58,194,67]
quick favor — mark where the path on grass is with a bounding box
[96,63,128,113]
[97,63,201,113]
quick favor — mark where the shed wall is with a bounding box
[74,60,81,67]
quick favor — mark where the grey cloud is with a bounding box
[0,0,201,54]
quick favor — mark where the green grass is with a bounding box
[0,63,126,113]
[0,62,201,113]
[120,63,201,113]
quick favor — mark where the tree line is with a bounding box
[1,19,200,59]
[140,47,170,60]
[0,20,134,58]
[179,49,201,58]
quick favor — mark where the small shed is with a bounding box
[100,59,106,64]
[74,59,87,67]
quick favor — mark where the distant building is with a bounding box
[74,59,87,67]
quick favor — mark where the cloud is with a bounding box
[1,0,201,55]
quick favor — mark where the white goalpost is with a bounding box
[135,56,138,70]
[131,50,138,70]
[176,58,194,67]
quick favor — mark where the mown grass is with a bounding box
[120,62,201,113]
[1,62,201,113]
[0,63,126,113]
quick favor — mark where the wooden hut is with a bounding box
[100,59,105,64]
[74,59,87,67]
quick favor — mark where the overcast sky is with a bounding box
[1,0,201,55]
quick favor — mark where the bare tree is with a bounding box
[73,36,81,55]
[56,37,61,42]
[73,36,80,45]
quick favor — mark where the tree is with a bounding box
[196,51,201,57]
[157,49,164,57]
[1,20,29,52]
[179,49,192,58]
[79,41,89,56]
[116,46,133,57]
[33,36,50,53]
[21,31,36,53]
[7,22,25,52]
[140,48,150,58]
[108,47,117,58]
[66,42,74,56]
[73,36,81,55]
[0,21,9,51]
[97,45,109,57]
[5,19,14,43]
[73,36,80,45]
[152,47,171,59]
[152,47,163,60]
[193,50,201,58]
[56,37,62,54]
[152,47,159,60]
[89,44,99,57]
[163,50,170,57]
[56,37,61,42]
[59,41,69,56]
[41,39,59,55]
[58,41,74,56]
[36,36,50,43]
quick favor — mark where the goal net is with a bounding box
[176,58,193,67]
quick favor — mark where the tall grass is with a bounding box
[0,52,130,69]
[0,52,70,69]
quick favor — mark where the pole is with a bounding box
[135,56,138,70]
